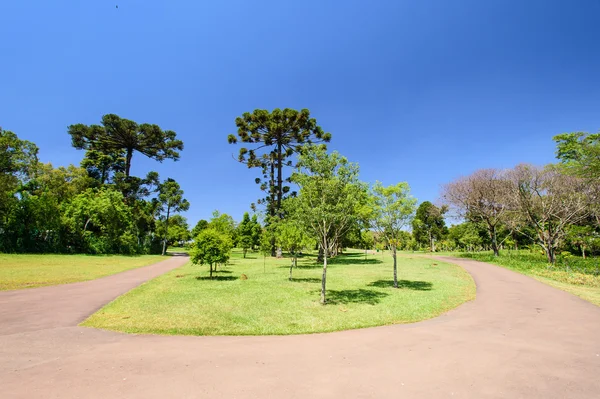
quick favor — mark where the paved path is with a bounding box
[1,256,599,398]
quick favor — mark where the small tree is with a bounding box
[292,146,367,304]
[237,212,254,258]
[276,201,314,280]
[158,178,190,255]
[191,229,233,279]
[371,181,417,288]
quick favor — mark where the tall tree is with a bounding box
[291,146,367,304]
[371,181,417,288]
[506,164,592,263]
[68,114,183,179]
[554,131,600,179]
[442,169,511,256]
[158,178,190,255]
[228,108,331,255]
[412,201,448,252]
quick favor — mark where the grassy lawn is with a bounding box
[82,249,475,336]
[0,254,164,290]
[445,250,600,306]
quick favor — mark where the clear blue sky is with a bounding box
[2,0,599,226]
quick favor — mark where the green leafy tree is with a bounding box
[156,214,190,246]
[291,145,367,304]
[208,210,236,241]
[158,178,190,255]
[250,214,262,249]
[371,181,417,288]
[412,201,448,252]
[191,229,233,279]
[277,198,315,280]
[237,212,254,258]
[554,131,600,179]
[68,114,183,178]
[228,108,331,255]
[62,188,137,254]
[191,219,209,238]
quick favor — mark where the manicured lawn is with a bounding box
[448,251,600,306]
[82,249,475,335]
[0,254,164,290]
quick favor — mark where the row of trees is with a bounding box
[0,114,190,254]
[441,132,600,263]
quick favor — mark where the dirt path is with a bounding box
[2,256,599,398]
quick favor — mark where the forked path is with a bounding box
[1,256,599,398]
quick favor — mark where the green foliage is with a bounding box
[62,188,138,254]
[191,229,233,278]
[236,212,254,257]
[292,145,368,303]
[158,178,190,255]
[68,114,183,178]
[208,210,235,239]
[191,219,209,238]
[228,108,331,255]
[554,131,600,179]
[412,201,448,251]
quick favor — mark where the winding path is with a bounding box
[1,256,599,398]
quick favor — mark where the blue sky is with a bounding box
[1,0,599,226]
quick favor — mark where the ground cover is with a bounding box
[0,254,163,290]
[82,249,475,335]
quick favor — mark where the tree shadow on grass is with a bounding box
[328,257,383,265]
[195,276,238,281]
[213,270,232,274]
[290,278,321,283]
[368,280,433,290]
[326,289,389,305]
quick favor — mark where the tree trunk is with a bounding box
[209,263,213,279]
[161,206,171,256]
[490,225,499,257]
[320,243,328,305]
[125,148,133,178]
[269,157,276,257]
[243,248,247,258]
[582,245,586,259]
[392,244,398,288]
[317,246,324,262]
[545,245,556,264]
[276,141,283,216]
[289,252,296,281]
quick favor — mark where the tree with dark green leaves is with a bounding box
[68,114,183,179]
[236,212,254,258]
[191,219,209,238]
[412,201,448,252]
[554,131,600,179]
[191,229,233,279]
[228,108,331,255]
[158,178,190,255]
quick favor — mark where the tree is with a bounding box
[68,114,183,178]
[371,181,417,288]
[412,201,448,252]
[291,146,367,304]
[158,178,190,255]
[554,131,600,180]
[277,198,315,280]
[565,225,599,259]
[191,219,209,238]
[156,214,190,246]
[442,169,511,256]
[506,164,593,263]
[228,108,331,255]
[237,212,254,258]
[62,188,138,254]
[250,214,262,249]
[208,210,235,241]
[191,229,233,279]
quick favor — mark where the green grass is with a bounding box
[82,249,475,336]
[0,254,164,290]
[447,250,600,306]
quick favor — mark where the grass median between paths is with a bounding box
[0,254,164,290]
[82,249,475,336]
